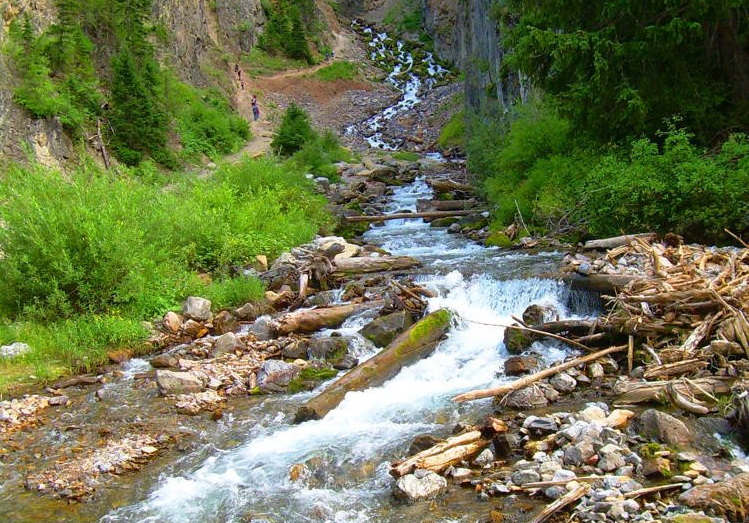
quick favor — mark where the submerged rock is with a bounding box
[156,370,203,395]
[359,310,411,347]
[257,360,300,393]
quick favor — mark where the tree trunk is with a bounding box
[332,256,421,275]
[271,301,384,336]
[428,180,475,194]
[416,199,480,212]
[582,233,656,250]
[344,210,485,223]
[294,309,453,422]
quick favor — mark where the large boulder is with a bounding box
[213,332,242,356]
[393,470,448,501]
[183,297,212,322]
[359,311,412,347]
[307,336,351,366]
[633,409,694,448]
[679,473,749,521]
[502,385,549,409]
[257,360,300,393]
[0,342,31,359]
[503,326,534,354]
[156,370,203,395]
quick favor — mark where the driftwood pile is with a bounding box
[456,235,749,416]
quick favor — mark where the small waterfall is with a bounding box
[103,173,590,523]
[346,23,450,150]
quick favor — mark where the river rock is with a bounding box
[394,470,448,501]
[523,416,559,437]
[257,360,300,393]
[504,355,539,375]
[549,372,577,392]
[150,354,179,368]
[174,390,224,415]
[234,301,271,321]
[156,370,204,395]
[282,338,309,360]
[246,316,274,340]
[214,332,242,356]
[183,319,208,339]
[679,473,749,520]
[307,336,350,363]
[503,385,548,409]
[359,310,411,347]
[511,468,541,486]
[162,311,181,333]
[212,310,238,335]
[634,409,694,448]
[0,342,31,358]
[183,296,212,322]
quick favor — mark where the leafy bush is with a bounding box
[0,158,331,321]
[437,110,465,150]
[289,130,351,179]
[271,103,316,156]
[581,129,749,244]
[170,81,250,160]
[202,276,265,311]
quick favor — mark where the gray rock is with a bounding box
[333,354,358,370]
[48,395,69,406]
[549,372,577,393]
[0,342,31,358]
[257,360,300,393]
[587,362,605,378]
[150,354,179,368]
[214,332,241,355]
[307,336,351,363]
[511,469,541,486]
[564,439,596,467]
[634,409,694,447]
[598,444,626,472]
[359,311,411,347]
[246,315,274,340]
[393,470,447,501]
[281,339,309,360]
[523,416,559,437]
[183,296,212,322]
[504,385,548,409]
[156,370,203,395]
[472,448,495,467]
[544,486,567,499]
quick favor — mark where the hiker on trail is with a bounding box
[252,96,260,121]
[235,64,244,89]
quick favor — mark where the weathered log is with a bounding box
[453,345,627,403]
[271,301,384,336]
[294,309,453,422]
[416,199,479,212]
[562,273,642,293]
[391,418,508,477]
[528,483,590,523]
[624,482,687,499]
[613,376,734,405]
[582,233,657,250]
[642,358,708,380]
[332,256,421,275]
[344,210,486,223]
[428,180,475,194]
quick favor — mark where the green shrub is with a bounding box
[289,130,350,179]
[437,110,465,150]
[271,103,316,156]
[581,129,749,243]
[202,276,265,310]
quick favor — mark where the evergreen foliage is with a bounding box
[500,0,749,145]
[258,0,314,63]
[271,103,316,155]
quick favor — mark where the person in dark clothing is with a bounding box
[252,97,260,121]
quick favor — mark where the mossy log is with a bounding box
[332,256,421,275]
[294,309,454,422]
[343,211,485,223]
[271,301,384,336]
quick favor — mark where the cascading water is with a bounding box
[345,23,449,150]
[103,174,597,523]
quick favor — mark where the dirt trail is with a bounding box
[230,31,359,159]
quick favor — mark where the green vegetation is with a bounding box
[383,0,423,35]
[390,151,421,162]
[437,110,465,150]
[287,365,338,393]
[272,104,351,179]
[243,48,309,77]
[470,1,749,245]
[313,61,358,82]
[0,157,331,391]
[258,0,317,63]
[4,0,249,168]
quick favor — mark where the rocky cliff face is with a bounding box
[424,0,523,116]
[152,0,265,87]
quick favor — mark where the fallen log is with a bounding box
[391,418,508,477]
[613,376,734,405]
[344,210,486,223]
[332,256,421,275]
[271,301,384,336]
[453,345,627,403]
[583,233,657,250]
[416,199,479,212]
[294,309,454,422]
[642,358,708,380]
[562,273,642,293]
[428,179,475,194]
[528,483,590,523]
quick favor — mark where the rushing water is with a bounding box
[346,23,449,149]
[101,172,599,523]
